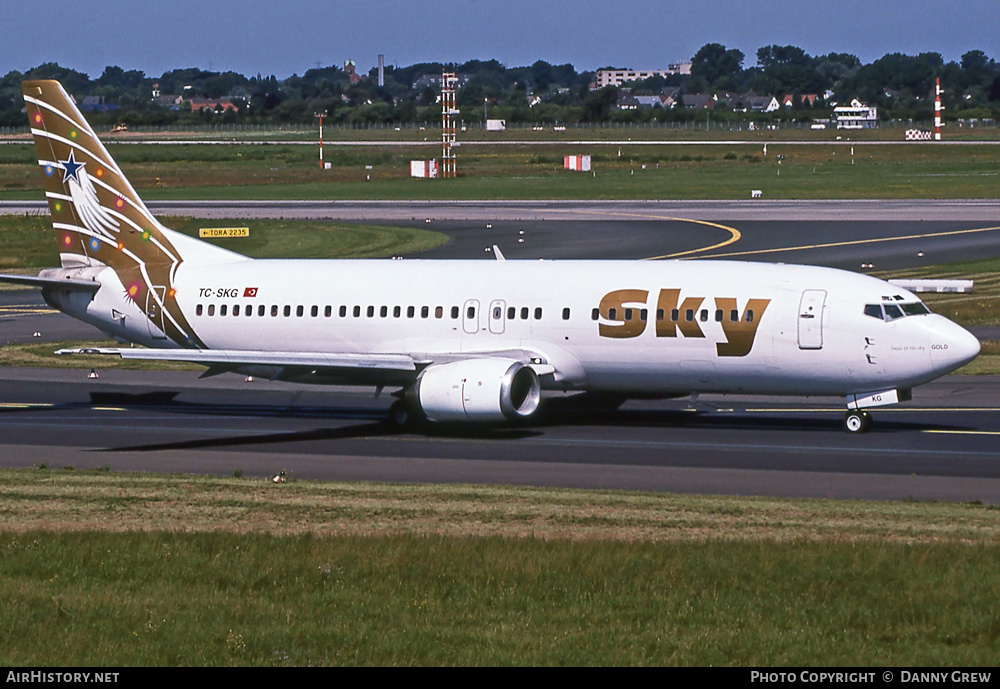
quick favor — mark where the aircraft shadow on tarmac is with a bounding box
[22,389,970,453]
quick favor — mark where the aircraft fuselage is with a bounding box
[45,257,980,400]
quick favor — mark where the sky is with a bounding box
[3,0,1000,79]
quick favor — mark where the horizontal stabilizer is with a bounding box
[0,272,100,292]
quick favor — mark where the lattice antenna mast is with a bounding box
[441,72,458,178]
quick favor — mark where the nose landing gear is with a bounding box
[844,410,872,433]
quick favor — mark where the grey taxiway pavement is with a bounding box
[2,199,1000,502]
[5,198,1000,222]
[1,367,999,503]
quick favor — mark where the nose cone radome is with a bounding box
[928,318,981,375]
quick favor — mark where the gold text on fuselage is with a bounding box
[598,288,771,357]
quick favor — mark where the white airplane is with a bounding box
[0,80,981,433]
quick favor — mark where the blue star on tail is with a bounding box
[59,150,85,184]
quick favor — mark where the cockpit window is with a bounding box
[883,304,904,321]
[865,302,930,322]
[902,302,931,316]
[864,304,883,320]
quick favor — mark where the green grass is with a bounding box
[6,122,1000,143]
[882,257,1000,327]
[166,215,446,259]
[0,214,72,271]
[2,140,1000,199]
[0,214,447,271]
[1,470,999,666]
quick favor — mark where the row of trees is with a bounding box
[1,45,999,127]
[690,44,1000,117]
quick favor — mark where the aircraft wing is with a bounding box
[0,273,100,292]
[54,347,556,382]
[58,347,416,370]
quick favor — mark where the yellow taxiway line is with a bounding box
[695,224,1000,260]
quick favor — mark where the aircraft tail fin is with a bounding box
[21,79,240,269]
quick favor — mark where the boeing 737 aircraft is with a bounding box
[0,80,981,433]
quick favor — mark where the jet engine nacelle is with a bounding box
[414,358,541,422]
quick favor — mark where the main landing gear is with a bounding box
[844,410,872,434]
[389,399,413,428]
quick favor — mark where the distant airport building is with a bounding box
[413,73,470,90]
[835,100,879,129]
[595,62,691,88]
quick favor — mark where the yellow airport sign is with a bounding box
[199,227,250,238]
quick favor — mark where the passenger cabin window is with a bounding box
[271,305,278,317]
[259,305,265,317]
[562,308,571,321]
[220,305,228,316]
[196,304,203,316]
[451,306,460,319]
[283,305,291,317]
[207,305,215,316]
[592,308,600,321]
[534,307,542,320]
